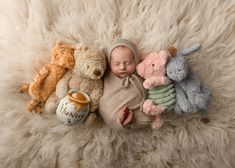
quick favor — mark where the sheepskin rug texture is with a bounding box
[0,0,235,167]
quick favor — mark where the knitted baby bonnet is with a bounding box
[107,38,139,64]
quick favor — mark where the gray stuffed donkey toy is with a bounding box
[166,43,212,123]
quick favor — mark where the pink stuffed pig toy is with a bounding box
[136,49,173,129]
[137,50,170,89]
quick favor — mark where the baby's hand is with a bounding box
[119,106,134,127]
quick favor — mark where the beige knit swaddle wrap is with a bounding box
[99,71,151,131]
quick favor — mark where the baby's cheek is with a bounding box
[128,65,136,73]
[110,65,118,72]
[109,63,115,69]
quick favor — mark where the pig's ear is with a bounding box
[140,54,147,61]
[141,52,155,61]
[140,52,153,62]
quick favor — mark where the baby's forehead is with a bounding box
[111,45,133,54]
[111,46,134,60]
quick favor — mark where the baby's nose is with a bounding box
[94,69,101,76]
[120,63,126,70]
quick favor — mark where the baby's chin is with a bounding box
[114,72,130,78]
[118,74,129,78]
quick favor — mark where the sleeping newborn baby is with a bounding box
[99,38,152,131]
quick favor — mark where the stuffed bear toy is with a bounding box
[136,49,176,129]
[166,43,212,123]
[19,41,75,113]
[45,43,106,126]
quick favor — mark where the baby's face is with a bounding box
[110,46,136,78]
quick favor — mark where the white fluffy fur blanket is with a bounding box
[0,0,235,167]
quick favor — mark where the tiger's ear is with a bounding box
[56,41,64,46]
[70,44,76,50]
[167,47,177,57]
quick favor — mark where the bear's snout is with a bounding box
[93,69,102,77]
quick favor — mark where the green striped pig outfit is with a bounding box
[148,80,176,112]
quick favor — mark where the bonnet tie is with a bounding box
[121,75,133,88]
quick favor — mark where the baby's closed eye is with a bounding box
[113,62,120,66]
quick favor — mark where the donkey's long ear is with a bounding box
[181,43,202,56]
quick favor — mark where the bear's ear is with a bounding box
[99,47,109,58]
[76,43,88,51]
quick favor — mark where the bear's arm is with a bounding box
[89,80,103,112]
[55,71,72,98]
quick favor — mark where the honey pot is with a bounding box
[56,90,91,125]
